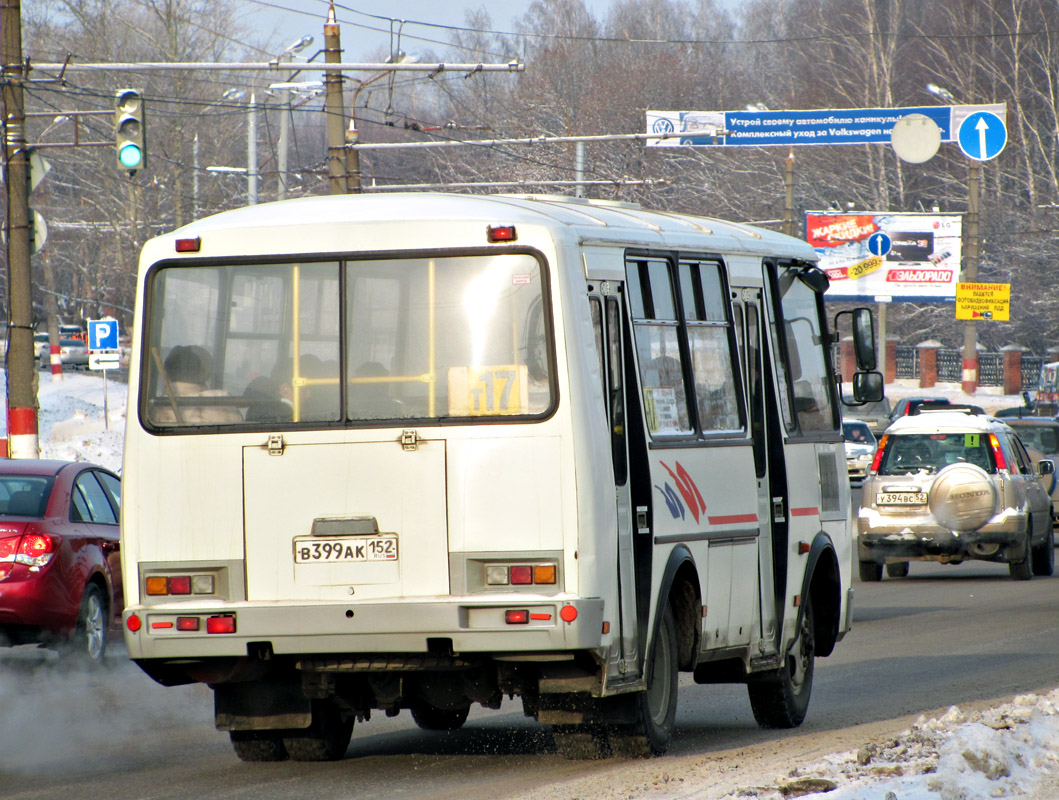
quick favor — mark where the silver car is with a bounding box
[857,407,1055,581]
[843,419,876,484]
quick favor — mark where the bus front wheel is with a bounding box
[608,603,678,757]
[747,598,815,729]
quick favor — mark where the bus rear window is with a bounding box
[141,254,555,429]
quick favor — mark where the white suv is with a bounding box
[857,406,1055,581]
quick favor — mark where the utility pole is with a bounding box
[323,2,348,194]
[247,92,258,205]
[1,0,40,457]
[962,162,981,394]
[782,149,795,237]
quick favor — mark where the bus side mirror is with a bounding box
[852,371,884,403]
[834,308,877,371]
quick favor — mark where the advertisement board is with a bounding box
[805,212,962,303]
[645,104,1006,148]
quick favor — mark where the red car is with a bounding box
[0,460,123,662]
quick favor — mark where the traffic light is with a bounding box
[114,89,147,173]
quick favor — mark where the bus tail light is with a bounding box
[144,573,216,596]
[505,609,529,624]
[484,561,559,587]
[486,225,517,243]
[206,615,236,634]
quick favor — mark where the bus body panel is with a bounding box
[121,193,855,751]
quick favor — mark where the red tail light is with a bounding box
[988,434,1007,470]
[206,615,236,634]
[0,535,18,560]
[870,435,888,472]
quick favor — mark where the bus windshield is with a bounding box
[141,253,554,429]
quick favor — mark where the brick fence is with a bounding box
[841,339,1050,392]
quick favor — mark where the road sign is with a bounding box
[955,282,1010,321]
[957,111,1007,161]
[867,232,892,257]
[88,318,119,350]
[89,352,121,371]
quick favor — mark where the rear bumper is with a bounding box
[857,508,1028,561]
[123,596,605,660]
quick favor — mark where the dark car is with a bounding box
[889,396,952,422]
[0,460,123,662]
[843,396,892,436]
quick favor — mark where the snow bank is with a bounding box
[742,691,1059,800]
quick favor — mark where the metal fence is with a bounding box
[894,346,1043,391]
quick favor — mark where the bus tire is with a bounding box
[282,700,353,762]
[411,703,470,731]
[229,731,288,762]
[748,597,814,729]
[608,603,678,758]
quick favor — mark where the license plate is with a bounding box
[877,492,927,505]
[294,535,398,563]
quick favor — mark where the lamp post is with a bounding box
[272,35,314,201]
[927,83,980,395]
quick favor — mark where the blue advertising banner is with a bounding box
[646,104,1006,148]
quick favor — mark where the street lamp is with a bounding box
[927,82,981,395]
[926,83,956,103]
[272,35,314,200]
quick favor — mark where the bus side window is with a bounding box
[625,258,692,437]
[679,260,743,433]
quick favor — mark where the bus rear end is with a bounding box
[121,203,611,760]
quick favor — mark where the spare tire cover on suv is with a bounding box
[928,462,998,532]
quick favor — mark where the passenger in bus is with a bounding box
[349,361,397,419]
[153,345,243,424]
[242,375,292,423]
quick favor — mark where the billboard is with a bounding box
[645,104,1006,148]
[806,212,962,303]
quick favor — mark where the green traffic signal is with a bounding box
[114,89,147,174]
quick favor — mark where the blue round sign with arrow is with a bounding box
[957,111,1007,161]
[867,231,891,257]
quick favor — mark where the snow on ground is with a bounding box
[724,692,1059,800]
[6,369,1059,798]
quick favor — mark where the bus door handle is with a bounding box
[772,497,786,523]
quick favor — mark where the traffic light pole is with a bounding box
[2,0,40,457]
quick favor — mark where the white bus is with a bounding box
[121,193,880,762]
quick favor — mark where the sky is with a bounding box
[6,366,1059,794]
[245,0,615,60]
[243,0,741,61]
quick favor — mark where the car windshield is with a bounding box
[1014,426,1059,453]
[843,421,875,444]
[878,432,995,475]
[0,476,55,517]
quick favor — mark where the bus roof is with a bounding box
[146,192,816,262]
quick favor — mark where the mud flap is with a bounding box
[214,679,312,731]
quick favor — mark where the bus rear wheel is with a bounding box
[282,700,354,761]
[229,731,288,762]
[608,603,678,758]
[748,598,814,729]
